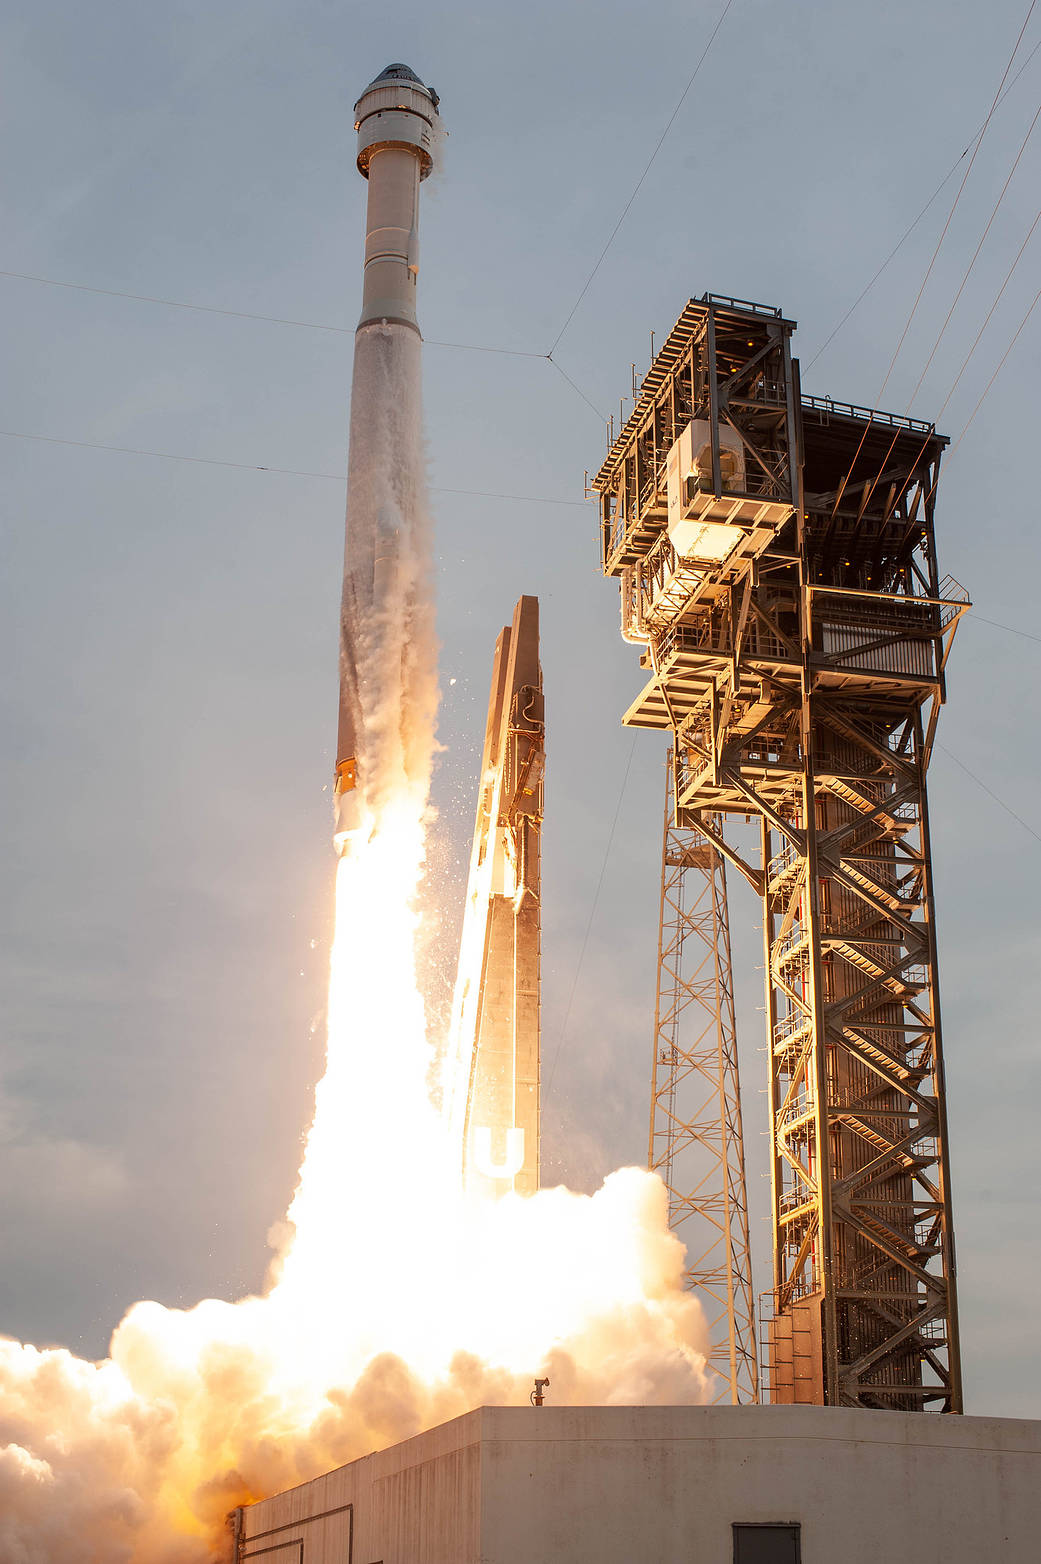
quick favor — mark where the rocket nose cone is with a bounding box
[374,62,424,85]
[361,61,439,109]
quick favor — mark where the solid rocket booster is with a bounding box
[334,64,440,851]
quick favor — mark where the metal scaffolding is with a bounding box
[650,753,758,1404]
[594,293,965,1411]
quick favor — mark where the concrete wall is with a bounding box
[235,1404,1041,1564]
[235,1412,479,1564]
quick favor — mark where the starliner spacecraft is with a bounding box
[334,63,440,851]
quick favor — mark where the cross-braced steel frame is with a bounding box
[650,751,758,1405]
[759,687,962,1408]
[594,293,966,1411]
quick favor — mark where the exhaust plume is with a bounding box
[0,67,711,1564]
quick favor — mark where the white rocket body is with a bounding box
[334,66,440,852]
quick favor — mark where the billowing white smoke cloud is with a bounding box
[0,320,710,1563]
[1,1167,708,1563]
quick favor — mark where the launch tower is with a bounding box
[593,295,967,1411]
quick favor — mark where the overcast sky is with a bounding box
[1,0,1038,1418]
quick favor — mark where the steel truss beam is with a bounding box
[650,751,759,1404]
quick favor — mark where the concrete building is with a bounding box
[232,1404,1041,1563]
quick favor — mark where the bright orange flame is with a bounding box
[0,781,709,1562]
[268,792,460,1379]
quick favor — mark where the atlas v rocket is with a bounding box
[334,64,440,850]
[336,69,542,1194]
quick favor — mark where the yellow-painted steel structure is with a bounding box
[594,294,966,1411]
[650,755,758,1404]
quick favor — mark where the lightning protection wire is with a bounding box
[803,32,1041,373]
[818,6,1038,540]
[0,267,548,360]
[1,12,1035,424]
[936,742,1041,846]
[546,0,735,358]
[1,16,1031,477]
[919,273,1038,516]
[543,733,639,1097]
[942,278,1041,458]
[967,612,1041,646]
[546,356,607,421]
[0,426,591,506]
[0,264,615,423]
[878,0,1037,410]
[906,92,1041,412]
[935,203,1041,420]
[11,405,1037,638]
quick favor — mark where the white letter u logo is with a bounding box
[472,1126,525,1180]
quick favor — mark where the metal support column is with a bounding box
[649,749,759,1404]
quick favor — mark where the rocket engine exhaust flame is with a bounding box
[0,65,710,1564]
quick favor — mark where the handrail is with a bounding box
[801,394,935,436]
[808,582,964,608]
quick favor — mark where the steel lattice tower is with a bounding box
[594,294,966,1410]
[650,752,758,1404]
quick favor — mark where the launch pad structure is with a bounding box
[650,759,758,1405]
[594,293,967,1412]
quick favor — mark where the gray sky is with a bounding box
[1,0,1038,1418]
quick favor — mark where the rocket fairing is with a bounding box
[334,64,440,852]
